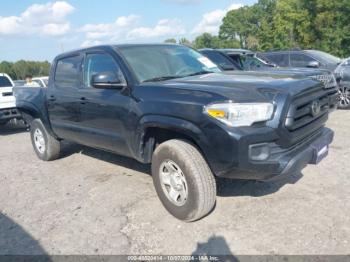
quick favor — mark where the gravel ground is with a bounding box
[0,111,349,256]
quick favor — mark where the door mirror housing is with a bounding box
[307,61,320,68]
[91,72,126,89]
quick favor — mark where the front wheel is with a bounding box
[338,86,350,109]
[152,139,216,222]
[30,119,61,161]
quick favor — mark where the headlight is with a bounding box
[204,102,274,127]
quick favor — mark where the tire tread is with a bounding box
[31,119,61,161]
[155,139,216,221]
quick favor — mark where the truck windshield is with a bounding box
[118,45,221,82]
[0,76,12,87]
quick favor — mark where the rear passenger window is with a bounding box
[203,52,235,70]
[290,54,316,67]
[55,55,82,88]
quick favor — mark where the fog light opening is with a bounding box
[249,143,270,161]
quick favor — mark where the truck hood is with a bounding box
[256,67,332,77]
[160,72,321,101]
[226,68,331,77]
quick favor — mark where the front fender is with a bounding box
[131,115,210,163]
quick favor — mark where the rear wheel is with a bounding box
[152,139,216,222]
[338,86,350,109]
[30,119,61,161]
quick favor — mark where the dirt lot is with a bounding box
[0,111,349,255]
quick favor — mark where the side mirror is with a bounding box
[91,72,126,89]
[267,63,277,68]
[307,61,320,68]
[344,61,350,67]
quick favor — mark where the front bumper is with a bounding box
[212,127,334,181]
[0,108,21,121]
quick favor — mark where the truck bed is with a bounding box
[14,86,48,123]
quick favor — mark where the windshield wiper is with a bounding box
[182,71,214,77]
[143,71,214,83]
[143,76,182,83]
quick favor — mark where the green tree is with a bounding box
[218,0,350,57]
[0,61,15,80]
[193,33,215,49]
[0,60,51,80]
[164,38,177,44]
[193,33,240,49]
[309,0,350,57]
[219,5,263,49]
[270,0,313,50]
[179,38,192,47]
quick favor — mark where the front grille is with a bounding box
[282,86,338,146]
[286,88,337,132]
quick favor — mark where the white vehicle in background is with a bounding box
[0,73,21,125]
[13,80,26,87]
[33,77,49,88]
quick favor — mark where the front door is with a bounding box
[77,52,132,157]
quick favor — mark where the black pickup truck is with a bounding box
[15,44,338,221]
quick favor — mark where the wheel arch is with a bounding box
[133,115,210,164]
[16,101,56,137]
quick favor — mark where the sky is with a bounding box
[0,0,257,62]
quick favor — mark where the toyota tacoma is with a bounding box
[15,44,338,221]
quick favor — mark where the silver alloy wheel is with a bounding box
[34,128,46,154]
[339,86,350,107]
[159,160,188,206]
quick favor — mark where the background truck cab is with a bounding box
[0,73,21,125]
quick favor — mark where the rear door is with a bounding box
[290,53,318,68]
[77,51,132,156]
[47,54,84,141]
[340,60,350,83]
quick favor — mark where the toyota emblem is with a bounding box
[311,100,321,116]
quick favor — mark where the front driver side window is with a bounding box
[84,53,126,87]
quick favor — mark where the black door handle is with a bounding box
[48,95,56,102]
[80,97,87,104]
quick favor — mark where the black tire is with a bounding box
[338,85,350,109]
[30,119,61,161]
[152,139,216,222]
